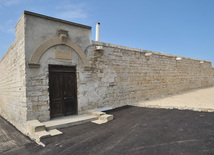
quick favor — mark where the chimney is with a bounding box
[96,22,100,41]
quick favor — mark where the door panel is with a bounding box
[52,99,64,117]
[49,65,77,119]
[65,98,77,115]
[63,73,77,115]
[52,74,62,98]
[49,73,64,118]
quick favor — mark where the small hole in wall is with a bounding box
[145,56,150,61]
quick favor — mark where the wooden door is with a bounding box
[49,65,77,118]
[63,73,77,115]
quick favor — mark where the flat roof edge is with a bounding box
[92,41,212,63]
[24,10,92,30]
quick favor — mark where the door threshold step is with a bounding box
[43,114,98,130]
[47,129,63,136]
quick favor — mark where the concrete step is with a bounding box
[26,112,113,146]
[87,110,106,117]
[26,120,46,136]
[99,114,113,121]
[26,119,63,147]
[34,129,63,142]
[43,114,98,130]
[91,114,114,124]
[47,129,63,136]
[91,119,108,124]
[34,130,50,142]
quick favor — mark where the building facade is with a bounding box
[0,11,214,134]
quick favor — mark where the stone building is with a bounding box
[0,11,214,134]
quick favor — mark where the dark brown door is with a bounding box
[49,65,77,118]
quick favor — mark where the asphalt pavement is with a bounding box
[1,106,214,155]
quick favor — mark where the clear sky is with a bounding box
[0,0,214,65]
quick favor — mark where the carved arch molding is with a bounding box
[28,29,91,71]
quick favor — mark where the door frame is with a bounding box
[49,65,78,119]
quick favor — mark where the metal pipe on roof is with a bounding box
[96,22,100,41]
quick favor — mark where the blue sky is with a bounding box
[0,0,214,65]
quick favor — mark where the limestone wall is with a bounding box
[0,14,27,133]
[1,10,214,135]
[25,38,214,123]
[77,41,214,111]
[24,11,91,121]
[26,45,84,121]
[213,67,214,78]
[20,11,214,123]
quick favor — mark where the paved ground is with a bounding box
[136,86,214,112]
[1,106,214,155]
[0,116,36,154]
[1,87,214,154]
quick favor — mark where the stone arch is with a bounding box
[28,37,91,70]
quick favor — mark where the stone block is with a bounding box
[34,130,50,142]
[87,110,106,117]
[47,129,63,136]
[26,120,45,135]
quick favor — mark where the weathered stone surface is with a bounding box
[55,49,72,60]
[79,41,214,112]
[0,13,27,134]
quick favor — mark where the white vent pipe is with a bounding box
[96,22,100,41]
